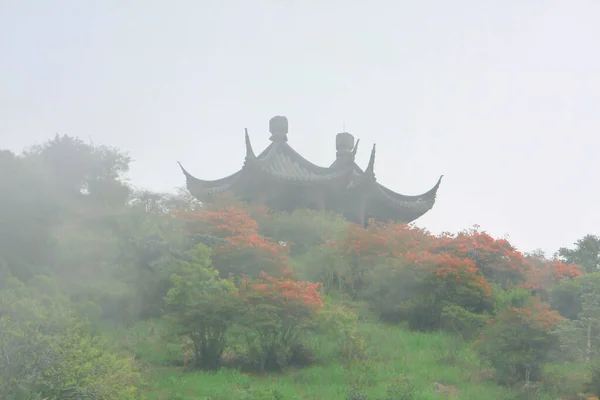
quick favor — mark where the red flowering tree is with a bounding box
[238,272,323,372]
[433,227,532,289]
[329,221,495,333]
[362,248,494,334]
[328,220,432,295]
[176,204,290,279]
[477,296,563,384]
[524,252,583,295]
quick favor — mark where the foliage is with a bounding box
[317,300,366,362]
[177,206,290,279]
[557,234,600,274]
[165,244,241,370]
[5,135,600,398]
[477,296,563,385]
[523,252,583,295]
[553,273,600,362]
[24,134,131,208]
[0,150,59,281]
[329,222,495,333]
[434,227,530,289]
[0,274,140,399]
[237,272,323,372]
[259,209,348,256]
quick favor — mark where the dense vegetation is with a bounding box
[2,134,600,399]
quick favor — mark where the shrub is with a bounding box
[177,205,290,279]
[588,358,600,396]
[434,227,531,290]
[524,253,583,298]
[0,274,140,399]
[477,296,563,385]
[238,272,323,372]
[317,300,366,362]
[164,244,241,370]
[258,208,348,257]
[363,250,493,333]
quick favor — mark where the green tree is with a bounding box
[0,273,140,399]
[24,134,132,209]
[0,150,59,281]
[557,234,600,273]
[554,273,600,362]
[238,273,323,372]
[165,244,241,370]
[477,296,562,385]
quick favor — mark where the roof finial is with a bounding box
[365,144,376,176]
[352,139,360,157]
[335,132,355,160]
[245,128,257,160]
[269,116,288,142]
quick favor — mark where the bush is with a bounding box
[0,274,140,399]
[362,252,494,333]
[477,296,562,385]
[317,300,366,362]
[237,272,323,372]
[178,205,290,279]
[164,244,241,370]
[588,358,600,396]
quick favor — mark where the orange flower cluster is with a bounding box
[433,252,492,296]
[511,296,564,330]
[329,220,431,262]
[330,222,493,294]
[434,230,531,286]
[523,257,583,290]
[177,205,290,275]
[192,206,259,237]
[241,271,324,310]
[330,222,582,298]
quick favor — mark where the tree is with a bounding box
[24,134,132,209]
[434,227,531,289]
[554,273,600,362]
[238,272,323,372]
[165,244,241,370]
[477,296,562,385]
[524,252,583,297]
[0,273,140,399]
[0,150,60,281]
[258,209,348,256]
[557,234,600,274]
[177,205,290,279]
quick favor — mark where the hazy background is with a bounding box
[1,0,598,254]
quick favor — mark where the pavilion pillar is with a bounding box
[355,191,370,227]
[315,192,325,211]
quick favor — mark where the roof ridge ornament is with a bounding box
[269,116,288,142]
[244,128,257,160]
[365,143,376,177]
[177,161,194,180]
[352,139,360,158]
[335,132,356,161]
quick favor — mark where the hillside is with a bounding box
[1,136,600,400]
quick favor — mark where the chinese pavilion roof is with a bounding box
[179,116,442,225]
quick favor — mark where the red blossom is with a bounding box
[522,254,583,290]
[240,271,324,311]
[175,204,290,276]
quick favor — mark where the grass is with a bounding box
[104,320,542,400]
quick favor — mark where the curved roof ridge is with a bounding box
[377,175,443,203]
[178,162,241,188]
[279,142,340,173]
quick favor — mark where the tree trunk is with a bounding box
[586,321,592,362]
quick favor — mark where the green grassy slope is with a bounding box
[106,320,541,400]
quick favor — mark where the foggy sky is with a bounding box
[1,1,599,255]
